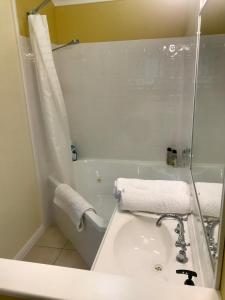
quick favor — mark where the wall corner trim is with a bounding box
[14,225,46,260]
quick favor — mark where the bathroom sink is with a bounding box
[93,210,194,284]
[113,215,173,277]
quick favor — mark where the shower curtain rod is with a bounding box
[52,39,80,52]
[27,0,51,15]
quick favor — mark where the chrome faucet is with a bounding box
[156,213,190,263]
[156,213,185,237]
[205,219,219,241]
[205,218,219,258]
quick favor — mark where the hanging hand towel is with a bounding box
[115,178,191,215]
[54,184,96,232]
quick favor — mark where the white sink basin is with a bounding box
[93,210,194,285]
[114,215,172,277]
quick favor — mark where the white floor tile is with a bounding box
[36,226,67,248]
[54,250,88,270]
[64,240,75,250]
[24,246,61,265]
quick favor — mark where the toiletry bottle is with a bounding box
[167,147,172,165]
[71,144,78,161]
[182,148,191,167]
[181,149,186,167]
[172,149,178,167]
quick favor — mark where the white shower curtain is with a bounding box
[28,15,72,184]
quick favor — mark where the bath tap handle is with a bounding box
[175,223,180,234]
[175,223,185,234]
[175,239,190,248]
[181,215,188,221]
[176,250,188,263]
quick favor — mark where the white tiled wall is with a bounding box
[19,36,197,223]
[54,37,197,161]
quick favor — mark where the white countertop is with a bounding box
[0,208,221,300]
[0,258,221,300]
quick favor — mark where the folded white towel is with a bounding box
[54,184,95,232]
[195,182,223,218]
[115,178,191,215]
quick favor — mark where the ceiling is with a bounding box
[52,0,114,6]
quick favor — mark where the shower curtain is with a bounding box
[28,15,72,184]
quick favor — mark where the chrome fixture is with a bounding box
[176,250,188,264]
[156,213,185,237]
[27,0,51,15]
[204,217,219,258]
[52,40,80,52]
[156,213,190,263]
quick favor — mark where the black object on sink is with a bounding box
[176,269,197,286]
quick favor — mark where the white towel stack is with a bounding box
[195,182,223,218]
[54,184,95,232]
[115,178,191,215]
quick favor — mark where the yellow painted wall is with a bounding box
[54,0,194,44]
[15,0,57,42]
[0,0,42,259]
[221,250,225,299]
[15,0,197,44]
[201,0,225,35]
[15,0,225,44]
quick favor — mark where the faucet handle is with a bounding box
[175,239,190,249]
[176,250,188,263]
[174,223,185,234]
[181,215,188,221]
[175,223,181,234]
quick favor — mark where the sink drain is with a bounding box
[154,264,163,272]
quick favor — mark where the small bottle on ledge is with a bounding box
[172,149,178,167]
[167,147,172,165]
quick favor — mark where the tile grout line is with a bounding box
[52,240,69,265]
[24,226,77,266]
[52,249,63,265]
[35,245,66,250]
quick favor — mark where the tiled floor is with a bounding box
[23,226,88,270]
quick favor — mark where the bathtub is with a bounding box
[52,159,190,268]
[191,163,225,183]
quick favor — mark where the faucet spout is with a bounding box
[156,213,189,263]
[156,213,184,236]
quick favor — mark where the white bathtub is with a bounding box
[191,163,225,183]
[52,159,190,268]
